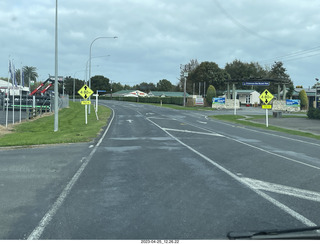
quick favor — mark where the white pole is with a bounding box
[54,0,59,132]
[266,108,269,127]
[19,66,22,123]
[95,92,99,113]
[6,60,9,128]
[85,104,87,124]
[234,93,237,115]
[12,63,15,125]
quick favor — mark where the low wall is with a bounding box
[272,100,300,112]
[212,99,240,109]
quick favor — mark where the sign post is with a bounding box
[259,89,274,127]
[78,85,94,124]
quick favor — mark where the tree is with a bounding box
[23,66,38,87]
[206,85,216,105]
[225,59,268,91]
[90,75,110,92]
[134,82,156,92]
[157,79,173,91]
[267,61,293,97]
[299,89,308,110]
[111,82,124,93]
[62,76,85,95]
[179,59,200,91]
[187,61,230,95]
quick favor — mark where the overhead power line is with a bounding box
[260,45,320,64]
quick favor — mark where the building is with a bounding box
[224,90,260,106]
[0,79,29,96]
[112,90,148,97]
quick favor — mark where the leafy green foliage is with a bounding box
[299,89,308,109]
[307,107,320,119]
[187,61,230,94]
[157,79,174,91]
[206,85,216,105]
[23,66,38,86]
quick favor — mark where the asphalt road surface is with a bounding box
[1,100,320,240]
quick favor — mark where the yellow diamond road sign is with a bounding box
[78,85,94,100]
[259,89,274,104]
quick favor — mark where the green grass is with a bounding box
[0,102,111,147]
[210,115,320,140]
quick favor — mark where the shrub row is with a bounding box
[307,107,320,119]
[100,96,184,106]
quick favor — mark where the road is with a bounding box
[1,100,320,240]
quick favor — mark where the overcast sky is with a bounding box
[1,0,320,88]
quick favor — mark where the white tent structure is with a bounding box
[0,79,29,95]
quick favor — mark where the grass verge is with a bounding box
[210,114,320,140]
[0,101,111,147]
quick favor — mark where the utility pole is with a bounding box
[54,0,59,132]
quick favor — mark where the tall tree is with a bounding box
[179,59,200,90]
[90,75,110,92]
[187,61,230,95]
[157,79,173,91]
[62,76,85,95]
[267,61,294,97]
[23,66,38,87]
[225,60,267,80]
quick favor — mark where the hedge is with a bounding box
[307,107,320,119]
[99,96,185,106]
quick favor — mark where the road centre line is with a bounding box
[27,108,115,240]
[146,117,317,227]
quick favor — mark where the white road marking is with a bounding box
[210,117,320,147]
[147,117,317,228]
[126,119,133,123]
[27,108,115,240]
[197,120,207,124]
[242,178,320,203]
[163,128,224,137]
[171,118,320,171]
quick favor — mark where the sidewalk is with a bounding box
[251,117,320,135]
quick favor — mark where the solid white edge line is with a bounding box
[146,117,317,228]
[27,107,115,240]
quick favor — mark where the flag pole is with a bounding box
[6,60,10,128]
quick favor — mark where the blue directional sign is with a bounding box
[286,99,300,107]
[242,82,270,86]
[213,97,225,104]
[97,90,106,93]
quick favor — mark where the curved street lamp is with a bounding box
[88,36,117,114]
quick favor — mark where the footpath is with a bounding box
[250,116,320,136]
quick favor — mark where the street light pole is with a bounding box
[54,0,59,132]
[88,36,117,114]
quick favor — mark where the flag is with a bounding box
[21,70,24,87]
[13,63,17,87]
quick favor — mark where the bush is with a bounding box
[206,85,216,105]
[299,90,308,109]
[307,107,320,119]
